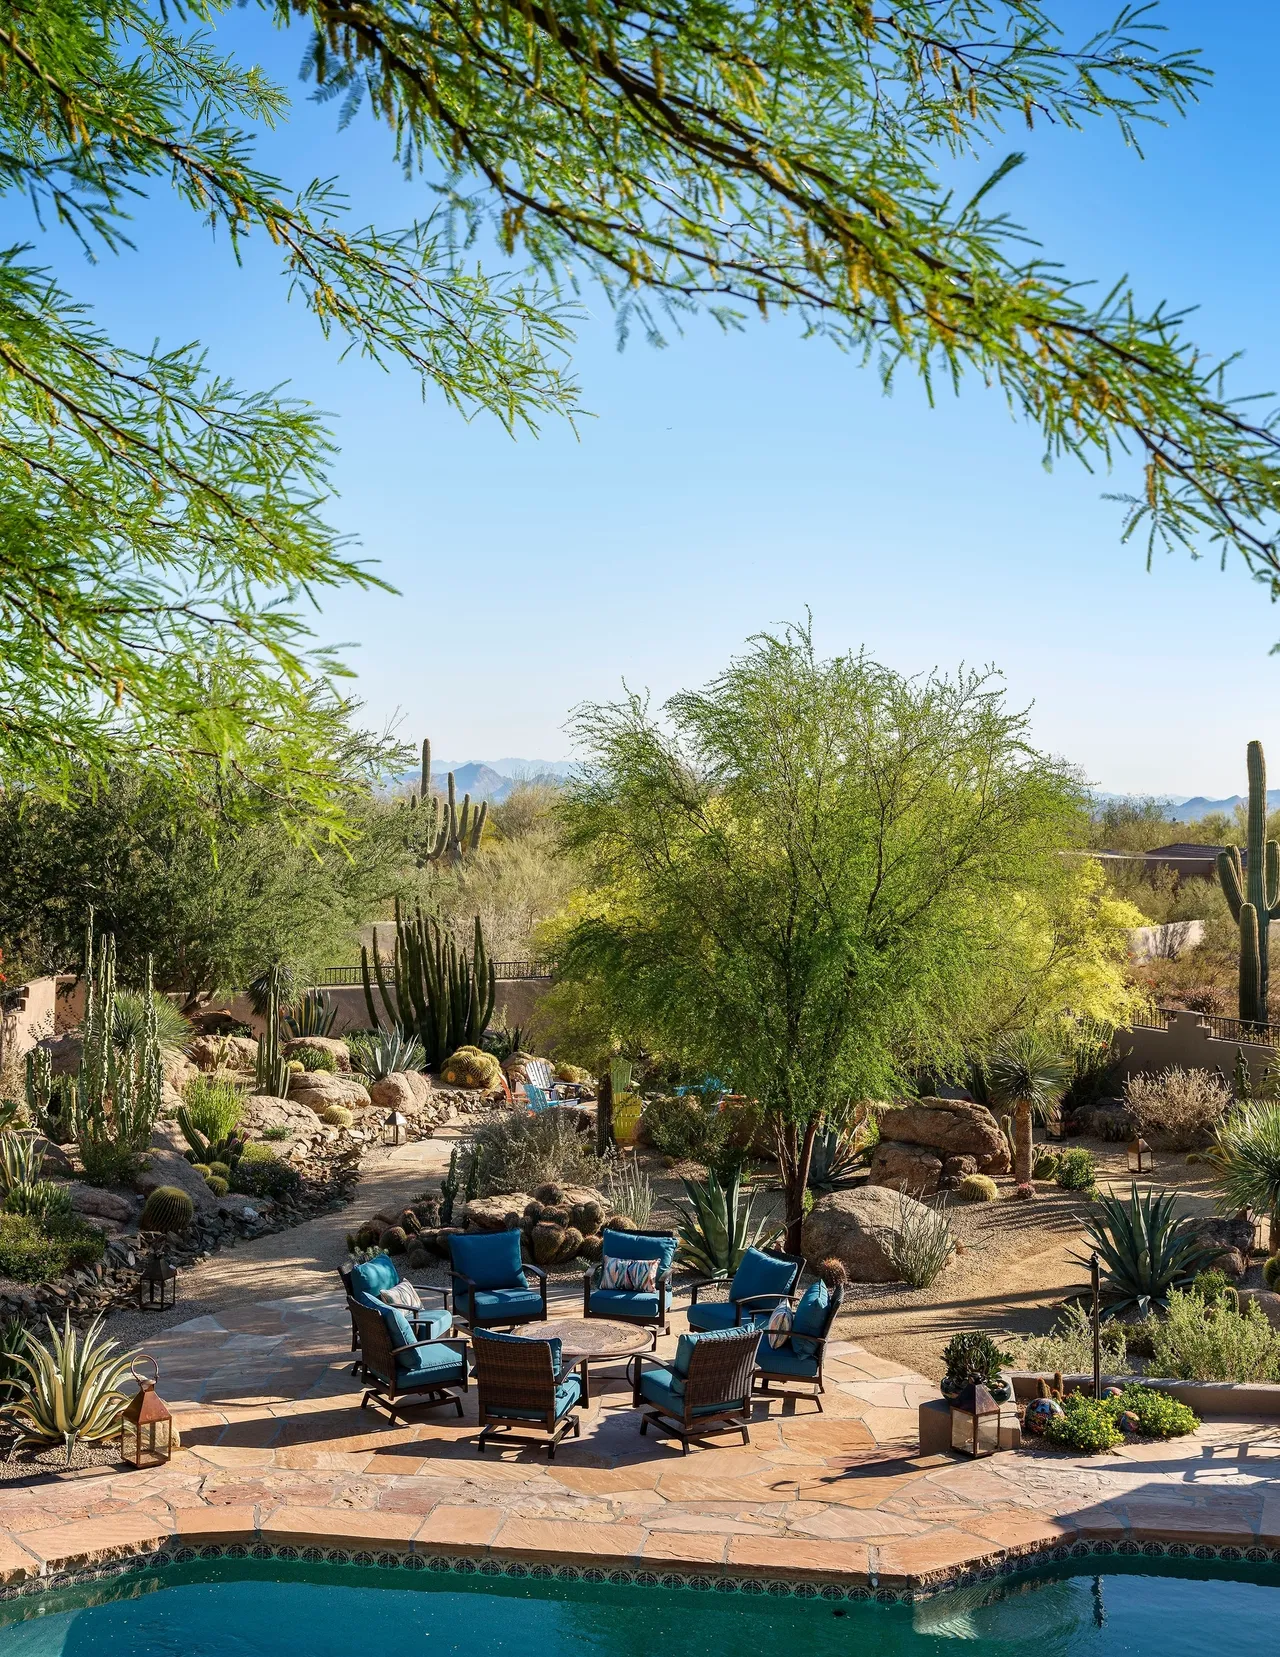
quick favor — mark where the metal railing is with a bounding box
[313,960,555,987]
[1142,1004,1280,1048]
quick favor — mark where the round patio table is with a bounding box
[535,1318,651,1365]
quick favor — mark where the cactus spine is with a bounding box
[1217,740,1280,1025]
[361,906,495,1068]
[254,967,290,1096]
[405,738,487,867]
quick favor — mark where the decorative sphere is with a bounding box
[1118,1409,1141,1434]
[1103,1386,1123,1400]
[1025,1397,1064,1434]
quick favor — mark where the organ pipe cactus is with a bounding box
[361,905,495,1068]
[1218,740,1280,1026]
[73,915,164,1183]
[254,968,291,1097]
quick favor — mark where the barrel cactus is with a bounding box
[439,1045,503,1090]
[140,1186,195,1233]
[554,1062,592,1085]
[190,1163,212,1178]
[530,1220,584,1266]
[958,1174,999,1203]
[379,1225,408,1254]
[1264,1255,1280,1290]
[570,1198,605,1234]
[208,1161,231,1180]
[355,1221,383,1250]
[604,1212,637,1233]
[319,1104,354,1127]
[206,1175,229,1196]
[578,1233,604,1263]
[533,1182,565,1206]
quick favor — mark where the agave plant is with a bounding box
[1074,1182,1220,1317]
[347,1027,425,1080]
[0,1131,44,1196]
[674,1170,782,1277]
[0,1318,31,1404]
[1209,1102,1280,1253]
[806,1124,869,1192]
[284,990,339,1039]
[6,1314,135,1463]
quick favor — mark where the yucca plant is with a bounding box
[346,1027,425,1081]
[5,1314,135,1463]
[0,1132,44,1196]
[1209,1101,1280,1253]
[674,1170,782,1277]
[1075,1182,1220,1317]
[985,1029,1072,1185]
[606,1157,654,1230]
[284,990,338,1039]
[111,990,191,1057]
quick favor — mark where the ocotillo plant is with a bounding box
[404,738,487,866]
[1217,740,1280,1026]
[361,905,495,1068]
[254,967,291,1097]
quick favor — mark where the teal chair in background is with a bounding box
[582,1226,677,1346]
[685,1246,803,1332]
[753,1278,846,1411]
[447,1230,548,1331]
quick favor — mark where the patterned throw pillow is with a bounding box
[600,1256,658,1292]
[765,1301,794,1351]
[378,1280,423,1311]
[599,1256,629,1289]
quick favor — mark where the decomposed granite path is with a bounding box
[4,1281,1280,1599]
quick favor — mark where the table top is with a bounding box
[535,1318,651,1360]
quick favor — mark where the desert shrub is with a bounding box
[1110,1383,1198,1439]
[1147,1288,1280,1383]
[642,1093,732,1164]
[0,1213,105,1281]
[1055,1148,1097,1191]
[1125,1068,1232,1150]
[1189,1268,1236,1309]
[941,1331,1013,1388]
[469,1110,606,1197]
[292,1044,337,1074]
[885,1192,955,1288]
[4,1181,74,1222]
[605,1159,654,1229]
[261,1125,291,1142]
[112,991,191,1056]
[232,1142,301,1200]
[1007,1304,1128,1374]
[957,1174,998,1203]
[181,1076,244,1144]
[1265,1255,1280,1290]
[1043,1393,1123,1453]
[1059,1015,1124,1111]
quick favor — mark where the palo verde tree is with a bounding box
[557,623,1084,1253]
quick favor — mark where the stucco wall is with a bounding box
[0,975,58,1074]
[1116,1008,1275,1088]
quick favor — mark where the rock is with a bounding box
[40,1143,76,1178]
[399,1070,433,1107]
[944,1155,977,1179]
[39,1033,83,1077]
[188,1034,259,1072]
[69,1183,133,1223]
[288,1073,371,1113]
[238,1094,322,1141]
[459,1194,527,1232]
[1066,1100,1134,1142]
[869,1141,943,1197]
[873,1097,1010,1175]
[163,1051,200,1094]
[281,1036,351,1072]
[135,1148,219,1214]
[1192,1214,1254,1273]
[802,1185,941,1284]
[1240,1289,1280,1329]
[369,1074,418,1115]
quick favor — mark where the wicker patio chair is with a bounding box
[581,1226,677,1346]
[338,1254,451,1372]
[447,1231,548,1332]
[348,1298,469,1423]
[684,1246,804,1333]
[630,1325,759,1452]
[753,1280,846,1411]
[472,1328,586,1458]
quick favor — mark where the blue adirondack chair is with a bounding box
[525,1083,557,1113]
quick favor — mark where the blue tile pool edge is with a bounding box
[1,1536,1279,1609]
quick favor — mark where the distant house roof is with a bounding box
[1084,842,1231,879]
[1145,843,1228,859]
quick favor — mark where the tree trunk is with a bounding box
[783,1116,822,1257]
[595,1071,614,1160]
[1014,1099,1033,1185]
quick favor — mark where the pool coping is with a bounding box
[1,1518,1279,1606]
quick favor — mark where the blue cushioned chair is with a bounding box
[685,1246,803,1332]
[338,1254,451,1371]
[472,1328,586,1458]
[630,1325,759,1453]
[448,1230,547,1331]
[582,1227,677,1346]
[753,1279,845,1411]
[348,1297,468,1423]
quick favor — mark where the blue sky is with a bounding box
[39,3,1280,797]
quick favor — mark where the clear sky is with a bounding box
[39,3,1280,797]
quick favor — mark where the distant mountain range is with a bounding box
[404,758,574,802]
[1093,790,1279,821]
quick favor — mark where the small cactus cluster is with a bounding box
[518,1183,615,1266]
[293,1045,337,1073]
[139,1186,195,1233]
[957,1174,999,1203]
[1263,1255,1280,1290]
[1012,1182,1036,1201]
[206,1175,229,1195]
[815,1257,848,1289]
[347,1195,450,1266]
[1031,1151,1060,1180]
[439,1045,503,1090]
[319,1104,354,1127]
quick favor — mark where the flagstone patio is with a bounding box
[0,1287,1278,1595]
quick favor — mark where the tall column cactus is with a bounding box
[254,966,290,1096]
[361,905,495,1067]
[1218,740,1280,1026]
[404,738,487,866]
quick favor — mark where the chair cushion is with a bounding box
[601,1228,677,1275]
[379,1305,421,1354]
[448,1230,527,1290]
[729,1248,799,1308]
[410,1306,453,1342]
[349,1255,400,1300]
[471,1287,544,1324]
[685,1299,744,1333]
[588,1288,660,1320]
[754,1339,820,1379]
[378,1280,422,1310]
[639,1366,746,1419]
[395,1341,466,1386]
[764,1301,794,1350]
[790,1281,830,1358]
[492,1373,583,1423]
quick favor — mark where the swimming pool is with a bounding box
[0,1557,1276,1657]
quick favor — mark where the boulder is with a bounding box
[874,1097,1010,1175]
[400,1070,433,1107]
[39,1033,83,1078]
[802,1185,940,1284]
[1066,1099,1134,1142]
[1192,1214,1254,1275]
[459,1194,528,1232]
[938,1153,977,1193]
[188,1034,258,1072]
[239,1094,322,1141]
[163,1050,200,1094]
[281,1035,351,1072]
[135,1148,219,1214]
[288,1072,371,1114]
[869,1141,943,1197]
[40,1143,76,1177]
[369,1074,419,1115]
[1240,1289,1280,1330]
[69,1183,133,1224]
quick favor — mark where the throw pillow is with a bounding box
[600,1255,629,1290]
[378,1281,423,1311]
[621,1258,658,1292]
[765,1300,794,1350]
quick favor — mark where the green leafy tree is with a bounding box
[557,623,1084,1251]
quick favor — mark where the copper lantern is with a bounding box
[137,1252,178,1311]
[383,1110,409,1146]
[120,1356,173,1467]
[949,1381,1000,1458]
[1126,1137,1153,1175]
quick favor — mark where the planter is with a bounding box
[1007,1369,1280,1418]
[941,1375,1011,1404]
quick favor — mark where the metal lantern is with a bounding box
[949,1381,1000,1458]
[1126,1137,1153,1175]
[383,1110,409,1146]
[1044,1114,1066,1144]
[136,1252,178,1311]
[119,1356,174,1468]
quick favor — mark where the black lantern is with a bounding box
[119,1356,174,1467]
[137,1252,178,1311]
[1126,1137,1153,1174]
[1043,1114,1066,1143]
[949,1381,1000,1458]
[383,1110,409,1147]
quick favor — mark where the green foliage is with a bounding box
[346,1028,425,1081]
[1264,1255,1280,1290]
[363,909,495,1069]
[605,1160,655,1231]
[958,1174,1000,1203]
[73,920,162,1185]
[941,1331,1014,1388]
[6,1315,133,1461]
[643,1093,734,1165]
[139,1187,195,1234]
[440,1148,460,1225]
[1056,1148,1098,1191]
[0,1213,105,1281]
[112,992,190,1057]
[1060,1016,1124,1112]
[806,1124,870,1192]
[255,970,290,1099]
[1209,1102,1280,1237]
[260,1126,291,1142]
[284,991,338,1039]
[0,1133,45,1196]
[292,1044,337,1074]
[179,1077,244,1154]
[674,1170,782,1278]
[1190,1269,1238,1310]
[985,1028,1072,1183]
[1006,1304,1128,1375]
[24,1048,75,1143]
[885,1191,957,1289]
[232,1141,300,1199]
[1108,1383,1198,1439]
[1043,1394,1124,1454]
[0,1318,31,1404]
[1217,742,1280,1025]
[4,1182,74,1222]
[1077,1182,1219,1315]
[1147,1288,1280,1383]
[406,747,488,868]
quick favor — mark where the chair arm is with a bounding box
[524,1263,548,1281]
[411,1286,450,1309]
[685,1273,729,1306]
[734,1291,791,1307]
[389,1334,456,1357]
[450,1270,479,1290]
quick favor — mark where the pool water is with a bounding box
[0,1557,1276,1657]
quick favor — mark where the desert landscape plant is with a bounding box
[1007,1305,1127,1375]
[985,1029,1072,1186]
[1126,1068,1233,1150]
[1209,1101,1280,1252]
[5,1315,135,1463]
[674,1170,782,1278]
[1077,1183,1218,1316]
[1055,1148,1099,1192]
[1043,1393,1123,1454]
[346,1029,424,1081]
[1147,1288,1280,1383]
[885,1193,956,1289]
[468,1111,606,1199]
[605,1159,655,1231]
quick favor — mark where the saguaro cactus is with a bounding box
[1217,740,1280,1025]
[405,738,487,866]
